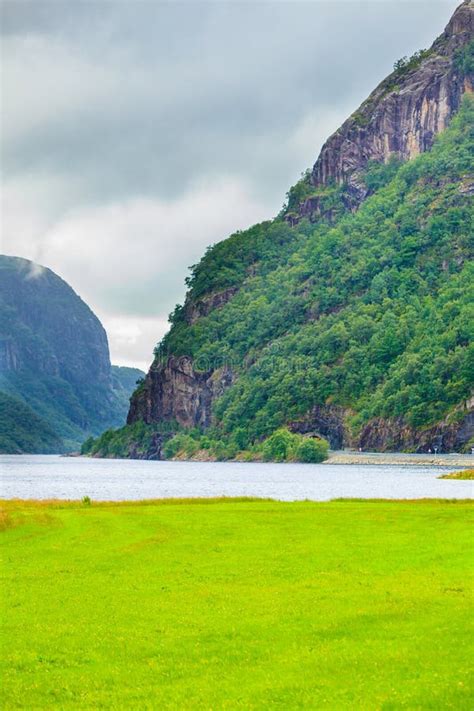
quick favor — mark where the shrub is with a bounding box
[295,437,329,463]
[163,434,185,459]
[200,435,212,450]
[393,48,431,73]
[163,433,199,459]
[214,440,238,461]
[262,428,298,462]
[259,428,329,463]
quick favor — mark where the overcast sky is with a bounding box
[1,0,460,371]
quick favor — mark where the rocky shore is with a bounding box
[326,451,473,467]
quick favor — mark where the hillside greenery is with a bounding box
[0,392,63,454]
[86,97,473,459]
[111,365,145,394]
[81,419,176,458]
[158,97,474,446]
[110,365,145,418]
[82,420,329,464]
[0,365,143,453]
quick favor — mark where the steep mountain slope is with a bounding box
[92,2,473,459]
[0,392,62,454]
[0,256,142,451]
[111,365,145,416]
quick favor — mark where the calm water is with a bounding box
[0,455,472,501]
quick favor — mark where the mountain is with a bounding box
[111,365,146,415]
[0,256,144,452]
[89,2,474,460]
[0,392,62,454]
[289,0,473,220]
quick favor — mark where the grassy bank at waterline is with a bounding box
[1,498,473,709]
[439,469,474,480]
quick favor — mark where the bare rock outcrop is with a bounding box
[184,287,238,325]
[359,401,474,453]
[288,405,351,449]
[127,356,233,429]
[296,0,473,217]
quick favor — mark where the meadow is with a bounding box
[1,498,473,709]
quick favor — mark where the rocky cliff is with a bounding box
[293,0,473,219]
[288,399,474,453]
[125,3,473,455]
[0,256,141,451]
[128,356,233,429]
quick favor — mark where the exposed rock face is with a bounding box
[289,401,474,453]
[299,0,473,216]
[128,356,233,429]
[185,287,238,325]
[288,405,351,450]
[359,406,474,453]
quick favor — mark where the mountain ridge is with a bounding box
[287,0,473,221]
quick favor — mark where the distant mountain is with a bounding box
[0,392,62,454]
[0,256,143,452]
[111,365,145,415]
[89,2,473,460]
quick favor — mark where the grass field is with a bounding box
[1,498,473,709]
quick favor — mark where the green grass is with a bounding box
[1,499,473,709]
[439,469,474,480]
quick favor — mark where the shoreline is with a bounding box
[63,450,474,467]
[325,452,473,467]
[7,451,474,468]
[1,497,473,507]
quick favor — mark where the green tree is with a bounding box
[295,437,329,463]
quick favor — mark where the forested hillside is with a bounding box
[0,392,62,454]
[87,5,473,460]
[164,100,473,430]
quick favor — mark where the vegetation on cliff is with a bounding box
[148,98,473,451]
[455,37,474,74]
[82,421,329,463]
[91,6,474,459]
[89,97,473,460]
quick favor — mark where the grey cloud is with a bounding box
[2,1,459,202]
[1,0,460,366]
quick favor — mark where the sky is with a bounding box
[1,0,460,372]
